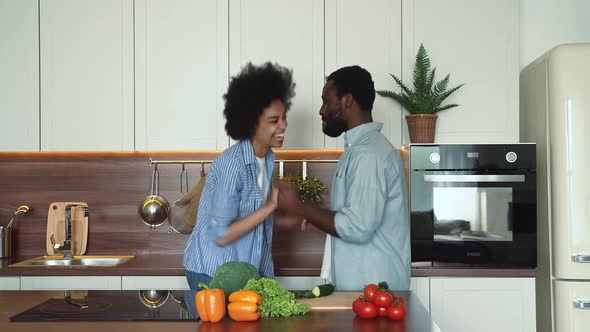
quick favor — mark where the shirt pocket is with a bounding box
[239,190,262,216]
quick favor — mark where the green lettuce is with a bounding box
[243,277,311,317]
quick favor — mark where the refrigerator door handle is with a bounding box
[574,300,590,309]
[572,254,590,263]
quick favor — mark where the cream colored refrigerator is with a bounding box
[520,43,590,332]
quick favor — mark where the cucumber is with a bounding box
[312,283,335,297]
[292,290,316,299]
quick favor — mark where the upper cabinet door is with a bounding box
[402,0,519,144]
[0,0,39,151]
[325,0,403,149]
[40,0,134,151]
[134,0,229,151]
[229,0,324,150]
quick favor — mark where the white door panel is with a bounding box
[229,0,324,150]
[548,44,590,279]
[554,280,590,332]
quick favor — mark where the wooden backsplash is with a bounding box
[0,151,345,276]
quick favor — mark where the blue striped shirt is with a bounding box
[183,139,276,278]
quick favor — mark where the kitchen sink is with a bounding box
[9,255,134,267]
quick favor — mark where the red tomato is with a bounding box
[363,284,378,300]
[377,306,389,317]
[393,296,406,307]
[387,304,407,321]
[372,291,394,308]
[352,298,364,314]
[356,301,378,319]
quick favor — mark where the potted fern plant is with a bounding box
[376,44,464,143]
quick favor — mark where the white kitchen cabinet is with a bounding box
[121,276,188,290]
[134,0,229,150]
[430,277,536,332]
[228,0,324,150]
[0,277,20,290]
[40,0,134,151]
[0,0,39,151]
[324,0,403,149]
[20,276,121,290]
[402,0,519,144]
[410,276,430,310]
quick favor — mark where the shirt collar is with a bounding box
[343,122,383,149]
[239,139,275,165]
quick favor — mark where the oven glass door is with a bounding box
[410,169,536,265]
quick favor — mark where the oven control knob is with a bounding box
[506,151,517,163]
[429,152,440,164]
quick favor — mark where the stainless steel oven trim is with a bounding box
[423,175,526,182]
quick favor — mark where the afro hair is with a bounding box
[223,62,296,140]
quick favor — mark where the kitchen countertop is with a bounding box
[0,290,438,332]
[0,254,536,277]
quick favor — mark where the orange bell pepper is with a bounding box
[195,283,226,323]
[228,290,262,305]
[227,290,262,321]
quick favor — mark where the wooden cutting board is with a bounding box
[46,202,89,256]
[296,291,361,310]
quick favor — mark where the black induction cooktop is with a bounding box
[11,291,197,322]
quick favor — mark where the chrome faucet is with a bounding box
[51,204,88,259]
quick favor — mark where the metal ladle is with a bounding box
[6,205,31,229]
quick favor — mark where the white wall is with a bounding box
[519,0,590,70]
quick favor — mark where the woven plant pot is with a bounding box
[405,114,438,143]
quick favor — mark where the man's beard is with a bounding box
[322,111,347,138]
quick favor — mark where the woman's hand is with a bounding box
[268,184,279,210]
[276,180,301,214]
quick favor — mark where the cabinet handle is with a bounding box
[572,254,590,263]
[574,300,590,309]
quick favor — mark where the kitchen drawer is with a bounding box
[0,277,20,290]
[121,276,189,290]
[20,276,121,290]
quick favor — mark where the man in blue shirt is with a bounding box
[278,65,411,291]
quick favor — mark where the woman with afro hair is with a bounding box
[183,62,301,319]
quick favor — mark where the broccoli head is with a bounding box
[208,261,262,296]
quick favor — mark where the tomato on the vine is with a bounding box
[377,306,389,317]
[393,296,406,306]
[356,301,378,319]
[372,291,394,308]
[352,298,364,314]
[363,284,378,300]
[386,304,407,320]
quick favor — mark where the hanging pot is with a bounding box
[138,289,169,308]
[138,165,170,229]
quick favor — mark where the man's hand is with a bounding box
[274,208,305,229]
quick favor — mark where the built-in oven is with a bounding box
[410,144,536,267]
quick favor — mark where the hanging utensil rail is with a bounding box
[149,158,339,179]
[149,159,339,164]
